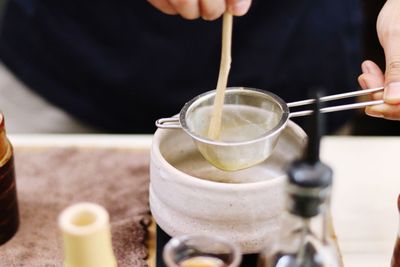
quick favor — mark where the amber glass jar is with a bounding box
[0,113,19,245]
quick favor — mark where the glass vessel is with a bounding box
[259,93,341,267]
[258,162,340,267]
[163,234,242,267]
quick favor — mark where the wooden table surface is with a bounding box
[8,134,400,267]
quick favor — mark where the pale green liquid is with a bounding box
[187,105,280,142]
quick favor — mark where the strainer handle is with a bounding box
[288,87,384,118]
[155,117,181,129]
[289,99,384,117]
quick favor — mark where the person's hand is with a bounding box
[358,0,400,119]
[147,0,252,20]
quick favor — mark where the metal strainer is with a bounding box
[156,87,383,171]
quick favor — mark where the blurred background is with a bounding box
[0,0,398,135]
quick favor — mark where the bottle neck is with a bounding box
[280,201,329,245]
[276,205,337,265]
[259,199,339,267]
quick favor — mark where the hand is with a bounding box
[358,0,400,120]
[147,0,252,20]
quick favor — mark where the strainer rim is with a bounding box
[179,87,290,146]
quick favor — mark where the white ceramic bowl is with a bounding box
[149,120,306,253]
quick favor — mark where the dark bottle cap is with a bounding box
[287,160,332,218]
[286,90,333,218]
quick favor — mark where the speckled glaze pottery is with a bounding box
[150,120,306,253]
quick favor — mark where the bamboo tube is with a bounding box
[207,13,233,140]
[58,202,117,267]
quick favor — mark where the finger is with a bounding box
[384,55,400,104]
[147,0,178,15]
[358,61,385,102]
[382,32,400,104]
[358,61,385,117]
[357,80,383,101]
[358,73,384,99]
[226,0,252,16]
[365,105,384,118]
[358,74,368,90]
[199,0,225,20]
[362,60,385,77]
[366,103,400,120]
[168,0,200,20]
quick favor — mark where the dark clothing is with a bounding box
[0,0,363,133]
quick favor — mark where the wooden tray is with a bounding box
[146,213,343,267]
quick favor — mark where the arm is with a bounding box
[147,0,252,20]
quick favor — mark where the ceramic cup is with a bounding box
[150,120,306,253]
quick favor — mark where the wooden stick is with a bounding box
[207,13,233,140]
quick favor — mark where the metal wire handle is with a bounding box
[156,87,385,128]
[288,87,384,118]
[156,117,181,129]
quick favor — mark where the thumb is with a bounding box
[383,38,400,104]
[384,56,400,104]
[377,0,400,104]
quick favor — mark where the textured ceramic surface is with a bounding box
[150,120,306,253]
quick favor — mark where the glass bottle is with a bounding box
[391,194,400,267]
[0,112,19,245]
[163,234,242,267]
[258,91,341,267]
[258,161,340,267]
